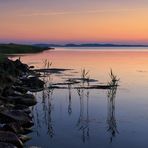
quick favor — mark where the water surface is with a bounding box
[12,47,148,148]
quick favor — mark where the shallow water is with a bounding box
[12,47,148,148]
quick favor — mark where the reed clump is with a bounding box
[108,69,119,87]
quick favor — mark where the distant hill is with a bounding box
[34,43,148,48]
[65,43,148,47]
[33,44,61,48]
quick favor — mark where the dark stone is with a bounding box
[0,142,17,148]
[14,59,29,74]
[29,66,34,69]
[12,86,28,94]
[4,94,37,106]
[21,76,44,89]
[0,131,23,148]
[3,123,32,134]
[0,108,32,124]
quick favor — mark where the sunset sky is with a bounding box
[0,0,148,44]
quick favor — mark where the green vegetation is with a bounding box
[0,43,49,54]
[0,54,6,62]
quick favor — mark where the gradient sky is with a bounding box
[0,0,148,44]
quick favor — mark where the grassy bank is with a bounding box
[0,54,6,62]
[0,43,50,54]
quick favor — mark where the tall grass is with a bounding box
[43,59,52,69]
[108,69,119,86]
[81,68,90,86]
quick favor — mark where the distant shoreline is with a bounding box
[34,43,148,48]
[0,43,54,54]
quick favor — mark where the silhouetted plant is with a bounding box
[108,69,119,86]
[42,59,52,69]
[80,68,90,87]
[81,69,89,80]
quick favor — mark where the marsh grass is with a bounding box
[43,59,52,69]
[81,68,90,86]
[42,59,52,83]
[81,69,89,80]
[108,69,119,86]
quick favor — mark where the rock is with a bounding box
[20,120,34,128]
[0,87,3,95]
[0,58,19,76]
[12,86,28,94]
[0,58,40,146]
[0,131,23,147]
[0,142,17,148]
[21,77,44,89]
[14,107,31,114]
[0,75,15,87]
[0,100,4,106]
[3,123,32,134]
[19,135,31,143]
[6,94,37,106]
[13,105,28,110]
[2,87,14,97]
[29,66,35,69]
[0,104,31,115]
[0,108,32,124]
[14,59,29,74]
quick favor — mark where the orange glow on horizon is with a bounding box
[0,1,148,44]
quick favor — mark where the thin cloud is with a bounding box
[20,8,146,17]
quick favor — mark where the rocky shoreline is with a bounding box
[0,57,45,148]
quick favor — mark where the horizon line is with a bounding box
[1,42,148,47]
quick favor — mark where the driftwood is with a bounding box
[34,68,72,74]
[48,84,118,90]
[67,78,98,82]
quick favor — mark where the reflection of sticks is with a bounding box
[41,61,54,138]
[47,89,54,138]
[31,91,41,137]
[68,84,72,115]
[32,84,54,138]
[107,86,119,143]
[86,90,90,140]
[76,88,90,143]
[34,105,41,137]
[77,88,84,127]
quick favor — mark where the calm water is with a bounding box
[12,47,148,148]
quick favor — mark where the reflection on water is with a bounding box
[33,88,55,139]
[107,86,118,143]
[76,89,90,143]
[30,83,119,147]
[14,48,148,148]
[68,84,72,115]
